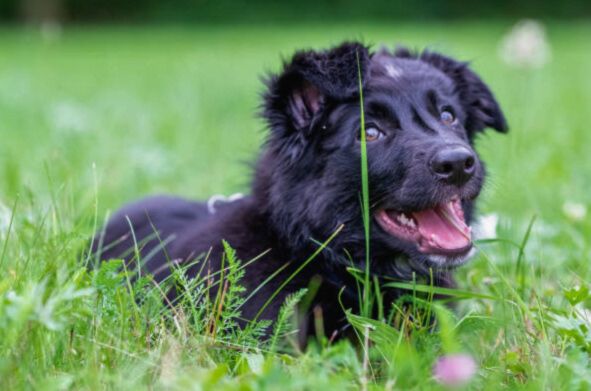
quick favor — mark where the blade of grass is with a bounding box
[253,224,344,322]
[238,260,292,309]
[356,49,372,317]
[383,281,503,301]
[476,238,522,248]
[84,162,99,268]
[475,244,531,313]
[0,195,18,269]
[516,214,537,297]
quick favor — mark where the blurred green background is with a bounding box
[2,0,591,23]
[1,0,590,267]
[1,21,590,231]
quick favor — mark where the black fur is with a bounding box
[93,42,507,339]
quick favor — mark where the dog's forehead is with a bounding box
[369,52,452,90]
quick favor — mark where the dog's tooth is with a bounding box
[394,212,417,230]
[397,214,408,226]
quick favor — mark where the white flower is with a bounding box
[499,19,551,69]
[575,304,591,324]
[563,201,587,222]
[0,200,12,238]
[129,146,172,177]
[473,213,499,240]
[49,101,90,134]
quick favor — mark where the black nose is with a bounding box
[430,146,476,186]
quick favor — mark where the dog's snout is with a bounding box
[430,146,476,186]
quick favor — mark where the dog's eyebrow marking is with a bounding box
[368,101,390,118]
[426,89,439,116]
[368,101,400,128]
[384,63,403,80]
[412,107,436,134]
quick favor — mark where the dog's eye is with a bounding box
[364,127,384,142]
[440,109,456,126]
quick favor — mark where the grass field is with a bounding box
[1,22,591,389]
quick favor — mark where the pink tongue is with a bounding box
[413,205,471,251]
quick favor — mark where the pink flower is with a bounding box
[433,354,477,387]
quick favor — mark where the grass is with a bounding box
[1,21,591,389]
[357,49,372,319]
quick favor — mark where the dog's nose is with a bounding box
[430,146,476,186]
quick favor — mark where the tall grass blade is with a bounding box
[253,224,343,321]
[356,49,372,317]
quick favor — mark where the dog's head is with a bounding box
[257,42,507,276]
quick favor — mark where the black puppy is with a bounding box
[93,42,507,337]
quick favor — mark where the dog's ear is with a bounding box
[263,42,370,160]
[396,47,508,134]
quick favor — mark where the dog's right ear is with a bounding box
[262,42,370,161]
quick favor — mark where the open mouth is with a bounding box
[375,197,472,256]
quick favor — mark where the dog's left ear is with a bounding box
[263,42,370,160]
[397,48,508,134]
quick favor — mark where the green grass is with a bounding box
[1,21,591,389]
